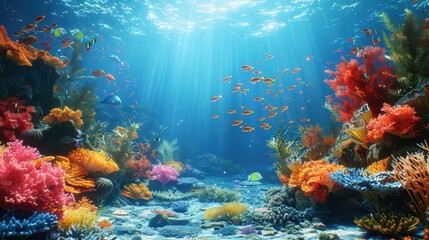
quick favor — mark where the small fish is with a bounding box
[292,68,301,73]
[35,15,45,23]
[363,28,371,36]
[263,78,275,83]
[211,95,222,102]
[253,70,262,74]
[267,112,278,118]
[241,65,254,71]
[100,93,122,106]
[223,75,232,83]
[20,35,38,45]
[247,172,263,181]
[242,110,254,115]
[257,117,265,121]
[62,136,85,147]
[105,74,115,81]
[254,97,264,102]
[227,110,236,114]
[211,115,219,119]
[250,76,264,84]
[268,107,277,112]
[283,68,290,74]
[306,55,313,61]
[242,126,255,132]
[288,85,296,90]
[300,118,311,122]
[348,46,360,55]
[240,88,249,93]
[62,41,74,48]
[22,24,37,32]
[232,120,243,126]
[372,36,380,45]
[91,70,105,77]
[266,54,273,59]
[281,106,289,112]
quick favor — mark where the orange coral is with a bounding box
[54,156,95,194]
[98,219,113,229]
[125,155,151,178]
[299,125,323,148]
[43,106,83,128]
[68,148,119,175]
[366,157,390,176]
[120,183,152,200]
[288,159,346,203]
[0,25,66,68]
[32,156,55,169]
[323,134,336,147]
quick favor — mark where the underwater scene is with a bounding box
[1,0,429,239]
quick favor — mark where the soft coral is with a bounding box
[0,97,35,144]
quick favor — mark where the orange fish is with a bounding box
[283,68,290,74]
[292,68,301,73]
[242,126,255,132]
[254,97,264,102]
[232,120,243,126]
[260,123,269,128]
[372,36,380,45]
[241,88,249,93]
[263,78,275,83]
[211,115,219,119]
[257,117,265,121]
[35,15,45,23]
[232,86,240,92]
[288,85,296,90]
[242,110,254,115]
[348,46,360,55]
[253,70,262,74]
[266,89,273,94]
[268,107,277,112]
[263,125,271,130]
[250,76,264,84]
[22,24,37,32]
[306,56,313,61]
[300,118,311,122]
[62,41,74,48]
[91,70,105,77]
[289,120,295,124]
[281,106,289,112]
[266,54,273,59]
[306,83,313,87]
[227,110,236,114]
[223,75,232,83]
[105,74,115,81]
[267,112,278,118]
[242,65,254,71]
[128,92,134,97]
[211,95,222,102]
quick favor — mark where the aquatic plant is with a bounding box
[152,189,195,201]
[204,202,248,224]
[59,197,98,231]
[366,103,421,143]
[96,122,140,167]
[354,212,420,236]
[268,127,304,185]
[0,97,35,144]
[299,125,323,148]
[84,120,108,149]
[393,149,429,224]
[54,155,96,194]
[325,46,397,121]
[288,159,345,203]
[0,140,74,219]
[42,106,83,128]
[151,163,179,187]
[68,148,119,175]
[0,211,58,238]
[195,186,241,203]
[382,9,429,91]
[158,138,179,162]
[120,183,152,200]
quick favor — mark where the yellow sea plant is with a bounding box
[68,148,119,175]
[121,183,152,200]
[204,202,247,224]
[355,212,420,236]
[164,161,184,173]
[42,106,83,128]
[59,197,98,230]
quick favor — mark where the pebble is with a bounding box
[262,230,278,236]
[201,222,225,229]
[319,232,340,240]
[312,222,327,230]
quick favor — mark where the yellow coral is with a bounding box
[59,198,98,230]
[365,157,390,176]
[68,148,119,175]
[54,156,96,194]
[204,202,247,223]
[121,183,152,200]
[42,106,83,128]
[164,161,184,173]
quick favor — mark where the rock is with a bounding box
[300,220,311,228]
[201,222,224,229]
[148,214,169,228]
[319,232,340,240]
[131,236,143,240]
[262,230,277,236]
[255,225,265,230]
[312,222,327,230]
[167,217,191,225]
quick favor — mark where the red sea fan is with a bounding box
[0,97,35,144]
[0,140,74,219]
[366,103,421,143]
[325,47,397,122]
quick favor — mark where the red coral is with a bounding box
[325,46,397,122]
[366,103,421,143]
[0,141,74,219]
[0,97,35,144]
[125,155,152,179]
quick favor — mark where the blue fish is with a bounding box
[100,93,122,106]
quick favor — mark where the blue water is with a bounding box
[1,0,427,166]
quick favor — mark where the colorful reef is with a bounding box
[1,2,429,240]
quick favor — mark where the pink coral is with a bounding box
[324,46,397,122]
[366,104,421,143]
[0,140,74,219]
[0,97,35,144]
[150,164,179,187]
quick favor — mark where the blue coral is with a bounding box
[0,211,57,238]
[158,225,200,238]
[213,225,238,236]
[329,168,402,192]
[171,200,190,213]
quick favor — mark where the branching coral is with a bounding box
[325,46,397,122]
[288,159,345,203]
[43,106,83,129]
[152,190,195,201]
[68,148,119,175]
[366,157,390,175]
[366,103,421,143]
[299,125,323,148]
[393,150,429,224]
[355,212,420,236]
[204,202,247,223]
[0,141,74,219]
[59,198,98,231]
[195,186,241,202]
[344,104,372,149]
[120,183,152,200]
[0,97,35,144]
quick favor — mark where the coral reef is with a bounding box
[262,206,313,226]
[0,140,74,219]
[366,103,421,143]
[324,46,397,121]
[158,225,201,238]
[120,183,152,200]
[68,148,119,175]
[204,202,248,224]
[151,163,179,187]
[0,211,58,239]
[354,212,420,236]
[0,97,35,144]
[288,159,345,203]
[171,200,190,213]
[54,155,96,194]
[196,186,241,202]
[43,106,83,129]
[59,198,98,230]
[344,104,372,149]
[125,155,151,179]
[152,190,195,201]
[263,186,297,209]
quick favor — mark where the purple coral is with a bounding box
[151,164,179,187]
[241,226,257,235]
